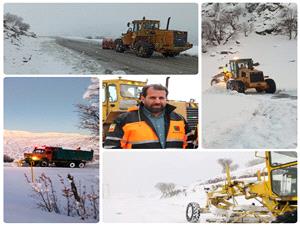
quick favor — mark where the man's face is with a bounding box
[141,87,167,113]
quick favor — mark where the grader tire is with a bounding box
[135,41,153,58]
[265,79,276,94]
[186,202,201,223]
[272,210,297,223]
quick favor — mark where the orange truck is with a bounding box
[22,146,93,168]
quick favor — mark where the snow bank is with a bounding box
[4,35,107,74]
[202,33,297,149]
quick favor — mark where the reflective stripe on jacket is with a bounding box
[104,104,191,149]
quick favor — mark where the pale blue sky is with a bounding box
[4,77,93,134]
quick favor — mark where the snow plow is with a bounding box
[186,151,297,223]
[102,38,115,49]
[102,77,198,140]
[108,17,192,58]
[211,58,276,93]
[20,146,94,168]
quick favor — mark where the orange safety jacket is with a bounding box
[104,104,191,149]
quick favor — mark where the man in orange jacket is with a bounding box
[104,84,194,149]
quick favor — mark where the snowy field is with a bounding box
[4,36,106,74]
[4,35,197,75]
[103,152,267,223]
[4,165,99,223]
[202,34,297,149]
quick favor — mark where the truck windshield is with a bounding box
[33,149,45,154]
[271,165,297,197]
[120,84,143,98]
[270,151,297,167]
[143,22,159,30]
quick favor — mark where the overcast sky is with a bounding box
[102,75,200,102]
[4,3,198,43]
[103,151,257,195]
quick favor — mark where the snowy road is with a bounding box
[56,37,198,74]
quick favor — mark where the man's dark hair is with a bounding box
[141,84,169,97]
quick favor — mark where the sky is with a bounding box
[103,151,258,195]
[4,77,93,134]
[102,75,200,102]
[4,3,198,44]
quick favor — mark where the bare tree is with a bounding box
[76,78,99,140]
[241,21,254,37]
[280,6,297,40]
[4,12,30,31]
[217,158,239,173]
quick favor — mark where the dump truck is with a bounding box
[22,146,94,168]
[102,77,198,139]
[211,58,276,93]
[186,151,297,223]
[110,17,193,58]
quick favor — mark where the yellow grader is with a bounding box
[211,58,276,93]
[113,17,193,58]
[186,151,297,223]
[102,77,198,139]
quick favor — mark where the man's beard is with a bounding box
[145,104,165,113]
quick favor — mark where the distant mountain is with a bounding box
[4,130,99,161]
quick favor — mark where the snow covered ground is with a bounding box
[4,35,197,75]
[4,36,107,74]
[103,152,270,223]
[4,165,99,222]
[202,34,297,149]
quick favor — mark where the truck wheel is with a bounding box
[40,160,49,167]
[135,41,153,58]
[115,39,125,53]
[69,162,76,168]
[265,78,276,94]
[78,162,86,168]
[186,202,201,223]
[226,80,235,90]
[235,80,245,93]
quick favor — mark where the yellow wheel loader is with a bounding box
[186,151,297,223]
[211,58,276,94]
[114,17,193,58]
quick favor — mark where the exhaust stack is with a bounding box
[166,17,171,30]
[165,76,170,89]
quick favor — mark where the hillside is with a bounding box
[4,130,99,160]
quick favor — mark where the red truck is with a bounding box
[23,146,94,168]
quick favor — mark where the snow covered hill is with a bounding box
[202,33,297,149]
[201,3,297,149]
[103,155,268,223]
[4,130,99,161]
